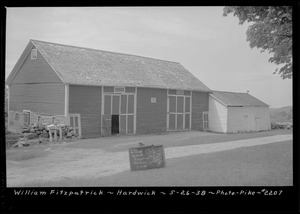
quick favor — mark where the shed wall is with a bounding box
[208,96,228,133]
[69,85,102,138]
[227,106,271,133]
[136,87,167,134]
[191,92,209,130]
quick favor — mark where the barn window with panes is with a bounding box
[203,112,209,130]
[114,87,125,93]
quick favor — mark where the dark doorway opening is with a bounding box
[111,115,119,135]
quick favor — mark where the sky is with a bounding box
[5,7,292,108]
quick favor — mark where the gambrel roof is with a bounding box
[7,39,211,92]
[211,91,269,107]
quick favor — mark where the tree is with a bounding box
[223,6,292,79]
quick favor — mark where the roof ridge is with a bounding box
[213,90,248,94]
[30,39,180,64]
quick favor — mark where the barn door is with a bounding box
[119,94,134,135]
[202,111,209,131]
[168,96,176,130]
[243,115,248,132]
[255,117,261,131]
[176,96,184,130]
[102,92,135,136]
[168,95,191,131]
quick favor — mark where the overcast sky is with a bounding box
[6,7,292,108]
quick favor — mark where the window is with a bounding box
[176,90,184,95]
[31,49,37,60]
[125,87,135,93]
[203,112,209,131]
[15,113,20,121]
[184,91,191,96]
[114,87,125,93]
[103,86,114,93]
[23,111,31,126]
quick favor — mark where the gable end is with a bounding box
[6,41,64,85]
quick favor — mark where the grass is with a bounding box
[64,129,292,153]
[6,128,292,187]
[6,148,49,161]
[25,140,292,187]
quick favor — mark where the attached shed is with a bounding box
[6,39,211,138]
[208,91,271,133]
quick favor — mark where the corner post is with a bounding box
[7,85,10,130]
[65,84,69,118]
[134,87,137,134]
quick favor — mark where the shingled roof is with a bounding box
[211,91,269,107]
[28,40,211,91]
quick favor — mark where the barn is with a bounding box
[208,91,271,133]
[6,39,212,138]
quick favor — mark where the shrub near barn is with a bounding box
[270,106,293,130]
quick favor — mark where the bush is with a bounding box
[271,122,292,130]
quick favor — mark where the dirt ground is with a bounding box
[6,129,293,187]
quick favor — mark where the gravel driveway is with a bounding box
[6,133,292,187]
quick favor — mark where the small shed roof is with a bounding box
[211,91,269,107]
[23,40,211,92]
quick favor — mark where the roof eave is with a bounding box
[6,41,34,85]
[66,82,212,92]
[227,105,270,107]
[209,94,228,107]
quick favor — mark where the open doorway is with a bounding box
[111,115,119,135]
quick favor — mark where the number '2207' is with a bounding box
[262,189,283,195]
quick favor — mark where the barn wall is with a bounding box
[9,45,65,115]
[136,87,167,134]
[208,96,228,133]
[69,85,102,138]
[191,91,209,131]
[12,46,62,84]
[227,106,271,133]
[9,46,65,115]
[9,83,65,115]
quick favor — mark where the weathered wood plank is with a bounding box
[9,83,65,115]
[136,87,167,134]
[69,85,101,138]
[12,47,62,84]
[191,91,209,131]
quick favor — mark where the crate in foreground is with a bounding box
[129,144,166,171]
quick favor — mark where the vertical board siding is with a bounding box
[227,106,271,133]
[136,87,167,134]
[69,85,101,138]
[9,83,65,115]
[208,96,228,133]
[12,47,63,84]
[191,92,209,131]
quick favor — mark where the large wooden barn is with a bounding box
[6,40,212,138]
[208,91,271,133]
